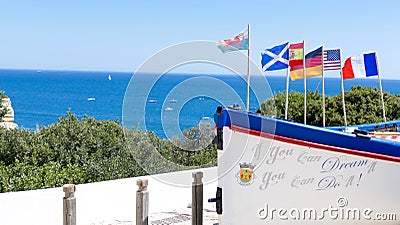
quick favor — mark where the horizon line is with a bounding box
[0,67,399,80]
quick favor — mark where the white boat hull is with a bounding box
[217,112,400,224]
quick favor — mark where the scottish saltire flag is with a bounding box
[342,52,378,79]
[261,42,289,71]
[217,28,248,53]
[323,49,341,71]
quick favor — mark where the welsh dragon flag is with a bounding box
[217,28,249,53]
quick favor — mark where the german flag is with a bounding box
[290,46,323,81]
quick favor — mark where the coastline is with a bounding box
[0,69,399,133]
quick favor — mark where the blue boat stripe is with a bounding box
[222,109,400,159]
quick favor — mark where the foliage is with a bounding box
[3,85,398,192]
[124,124,217,175]
[260,86,400,126]
[0,111,217,193]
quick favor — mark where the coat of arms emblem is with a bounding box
[236,162,255,185]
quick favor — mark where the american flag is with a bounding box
[323,49,341,71]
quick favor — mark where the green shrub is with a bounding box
[260,86,400,126]
[0,111,217,193]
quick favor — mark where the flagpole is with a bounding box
[285,65,290,120]
[375,52,386,122]
[340,50,347,127]
[246,24,250,112]
[303,40,306,124]
[322,45,325,127]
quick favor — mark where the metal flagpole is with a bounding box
[340,50,348,126]
[303,40,306,124]
[246,24,250,112]
[285,65,290,120]
[322,45,325,127]
[375,52,386,122]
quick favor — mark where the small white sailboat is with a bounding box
[108,74,112,81]
[87,97,96,101]
[164,107,173,111]
[227,103,241,110]
[170,99,177,103]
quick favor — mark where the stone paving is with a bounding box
[90,207,219,225]
[149,207,218,225]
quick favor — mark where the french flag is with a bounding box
[342,52,379,80]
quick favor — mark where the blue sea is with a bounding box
[0,69,399,138]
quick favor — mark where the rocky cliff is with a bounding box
[1,96,18,129]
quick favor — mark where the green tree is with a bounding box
[0,110,217,193]
[260,86,400,126]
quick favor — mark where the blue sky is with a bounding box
[0,0,399,78]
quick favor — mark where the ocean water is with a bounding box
[0,69,399,138]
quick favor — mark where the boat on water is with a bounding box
[164,107,173,111]
[87,97,95,101]
[108,74,112,81]
[210,109,400,224]
[148,99,157,103]
[227,103,241,110]
[170,99,178,103]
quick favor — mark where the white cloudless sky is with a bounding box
[0,0,399,78]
